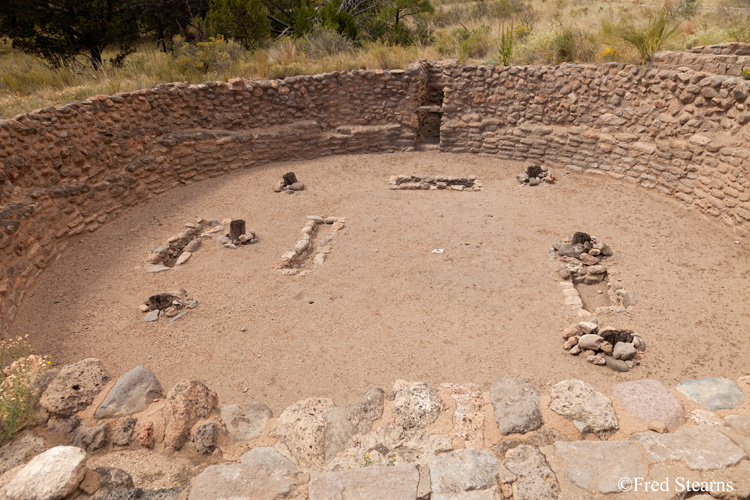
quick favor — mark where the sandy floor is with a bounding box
[13,152,750,412]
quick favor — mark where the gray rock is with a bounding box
[309,464,419,500]
[192,422,218,455]
[98,488,183,500]
[240,447,298,473]
[96,366,162,419]
[604,356,630,372]
[0,433,45,475]
[188,464,298,500]
[429,449,498,494]
[112,418,137,446]
[491,378,543,435]
[517,173,529,184]
[558,244,584,258]
[4,446,87,500]
[220,402,272,441]
[145,265,170,273]
[393,381,443,430]
[71,422,108,452]
[612,342,636,360]
[289,182,305,191]
[144,310,159,322]
[549,379,618,438]
[40,358,110,417]
[184,239,201,253]
[94,467,135,491]
[632,425,747,470]
[578,334,603,351]
[676,378,746,410]
[554,441,652,493]
[503,445,559,500]
[577,322,598,334]
[612,379,686,431]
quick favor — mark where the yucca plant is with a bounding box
[618,4,682,65]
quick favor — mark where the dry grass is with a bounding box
[1,0,749,118]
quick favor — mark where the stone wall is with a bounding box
[437,63,750,234]
[4,358,750,499]
[651,42,750,75]
[3,57,750,335]
[0,66,425,334]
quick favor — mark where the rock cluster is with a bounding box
[139,289,197,322]
[388,174,483,191]
[145,219,221,271]
[562,319,646,372]
[273,171,306,193]
[552,232,637,315]
[516,164,555,186]
[4,358,750,499]
[274,215,345,274]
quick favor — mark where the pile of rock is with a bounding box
[517,165,554,186]
[140,289,197,322]
[388,175,482,191]
[145,219,225,272]
[274,171,305,193]
[562,319,645,372]
[217,220,257,250]
[274,215,345,274]
[553,231,638,311]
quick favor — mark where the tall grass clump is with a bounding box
[617,3,685,64]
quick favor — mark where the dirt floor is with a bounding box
[13,152,750,413]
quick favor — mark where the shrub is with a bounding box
[742,66,750,80]
[617,4,683,65]
[0,336,49,440]
[205,0,271,50]
[173,35,244,76]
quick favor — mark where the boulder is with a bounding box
[309,464,419,500]
[164,380,218,450]
[95,366,163,419]
[612,380,685,431]
[549,380,618,438]
[112,417,137,446]
[430,449,498,494]
[491,378,543,435]
[4,446,87,500]
[503,445,559,500]
[676,378,746,410]
[220,402,272,441]
[393,381,443,430]
[188,464,299,500]
[441,383,485,448]
[40,359,110,417]
[604,356,630,372]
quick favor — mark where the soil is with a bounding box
[13,152,750,413]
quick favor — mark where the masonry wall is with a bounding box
[3,59,750,335]
[437,62,750,234]
[0,66,426,333]
[651,42,750,75]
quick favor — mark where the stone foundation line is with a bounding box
[1,359,749,499]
